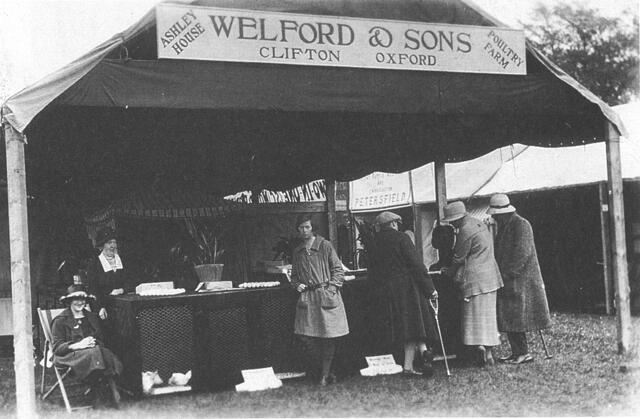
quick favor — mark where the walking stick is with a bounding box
[429,297,451,377]
[538,330,553,359]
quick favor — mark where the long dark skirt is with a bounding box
[54,346,123,381]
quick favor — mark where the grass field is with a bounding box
[1,311,639,418]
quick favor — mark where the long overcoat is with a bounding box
[372,226,437,344]
[494,213,551,332]
[51,308,123,381]
[291,235,349,338]
[450,215,503,298]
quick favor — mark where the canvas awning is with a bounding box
[349,103,640,211]
[1,0,626,205]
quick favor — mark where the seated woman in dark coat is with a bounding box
[51,285,124,408]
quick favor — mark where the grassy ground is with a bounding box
[1,311,639,418]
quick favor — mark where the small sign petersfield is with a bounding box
[156,4,526,75]
[349,172,413,212]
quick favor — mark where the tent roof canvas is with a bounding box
[1,0,627,202]
[349,102,640,211]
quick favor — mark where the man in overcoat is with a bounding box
[487,193,552,364]
[372,211,438,377]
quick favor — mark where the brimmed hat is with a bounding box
[375,211,402,225]
[95,227,117,247]
[442,201,466,222]
[486,193,516,215]
[59,284,95,304]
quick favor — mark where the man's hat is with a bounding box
[486,193,516,215]
[95,227,117,247]
[59,284,95,304]
[375,211,402,225]
[442,201,467,222]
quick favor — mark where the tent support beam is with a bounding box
[605,121,631,354]
[3,123,36,418]
[434,160,447,221]
[598,182,614,315]
[327,180,338,245]
[408,170,423,262]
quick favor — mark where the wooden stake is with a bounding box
[605,121,631,354]
[408,170,423,263]
[434,160,447,222]
[3,122,37,418]
[598,182,613,315]
[327,180,338,245]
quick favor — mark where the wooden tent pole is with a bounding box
[605,121,631,354]
[598,182,614,315]
[327,180,338,244]
[434,160,447,221]
[408,170,424,263]
[3,122,37,418]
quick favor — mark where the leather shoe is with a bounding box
[505,354,534,364]
[498,354,516,363]
[421,351,434,378]
[402,369,423,377]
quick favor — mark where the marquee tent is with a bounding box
[0,0,632,414]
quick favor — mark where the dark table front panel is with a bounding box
[107,277,460,394]
[108,286,302,393]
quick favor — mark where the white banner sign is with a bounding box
[349,172,412,212]
[156,5,526,75]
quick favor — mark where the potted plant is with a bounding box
[180,218,225,282]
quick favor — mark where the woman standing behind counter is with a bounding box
[87,227,135,320]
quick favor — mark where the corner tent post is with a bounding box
[605,121,631,354]
[434,160,447,221]
[3,122,37,417]
[327,180,338,244]
[598,182,613,315]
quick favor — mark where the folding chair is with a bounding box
[37,308,92,413]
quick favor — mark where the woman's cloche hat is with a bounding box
[59,284,96,304]
[375,211,402,225]
[442,201,467,222]
[95,227,118,247]
[486,193,516,215]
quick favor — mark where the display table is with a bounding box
[106,276,459,395]
[107,278,395,394]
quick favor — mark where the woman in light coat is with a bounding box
[291,214,349,386]
[443,201,503,366]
